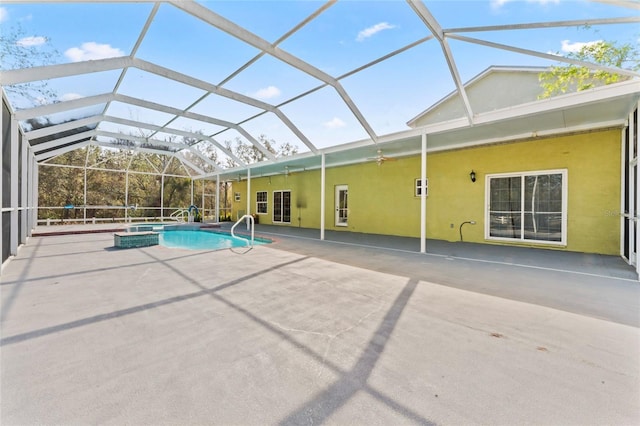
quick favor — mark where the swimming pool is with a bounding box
[159,230,268,250]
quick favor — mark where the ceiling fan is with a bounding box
[367,149,396,166]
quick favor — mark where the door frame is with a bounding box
[335,184,348,227]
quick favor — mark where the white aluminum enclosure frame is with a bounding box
[1,0,640,275]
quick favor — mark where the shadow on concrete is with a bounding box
[137,250,435,424]
[1,239,42,323]
[278,278,435,425]
[0,256,308,346]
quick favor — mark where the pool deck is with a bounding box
[1,223,639,425]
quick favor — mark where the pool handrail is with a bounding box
[230,214,254,252]
[170,209,188,222]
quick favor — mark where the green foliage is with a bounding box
[539,40,639,99]
[224,134,299,166]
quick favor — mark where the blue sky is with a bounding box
[1,0,638,154]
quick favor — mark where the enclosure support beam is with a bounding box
[161,174,165,221]
[634,101,640,278]
[215,176,220,223]
[420,132,427,253]
[26,147,34,236]
[32,159,38,232]
[84,148,90,223]
[246,168,251,230]
[20,131,28,244]
[320,153,326,241]
[10,117,18,255]
[190,179,194,207]
[0,103,3,268]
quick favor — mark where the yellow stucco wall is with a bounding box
[232,129,621,254]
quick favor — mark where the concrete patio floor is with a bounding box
[1,226,639,425]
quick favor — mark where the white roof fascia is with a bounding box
[0,56,133,85]
[25,115,103,139]
[448,34,640,79]
[14,93,113,121]
[472,79,640,126]
[35,140,91,162]
[169,0,377,147]
[427,119,629,154]
[31,129,96,153]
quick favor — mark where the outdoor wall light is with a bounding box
[469,170,476,183]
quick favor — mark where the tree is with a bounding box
[539,39,639,99]
[0,24,60,106]
[224,134,299,165]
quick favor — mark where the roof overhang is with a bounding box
[213,78,640,181]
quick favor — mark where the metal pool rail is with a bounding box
[230,214,255,253]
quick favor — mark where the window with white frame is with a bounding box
[415,178,428,197]
[486,170,567,244]
[256,191,267,214]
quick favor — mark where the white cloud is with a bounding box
[253,85,281,100]
[560,39,602,53]
[59,93,84,102]
[65,42,125,62]
[0,7,8,23]
[323,117,346,129]
[16,36,47,47]
[356,22,396,42]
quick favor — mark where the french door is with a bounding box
[273,190,291,223]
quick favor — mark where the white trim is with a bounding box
[272,189,292,224]
[256,190,268,215]
[485,169,568,246]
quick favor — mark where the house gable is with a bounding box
[408,66,547,128]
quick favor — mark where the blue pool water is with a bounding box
[159,230,267,250]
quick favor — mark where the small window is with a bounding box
[234,192,241,202]
[256,191,267,214]
[415,178,428,197]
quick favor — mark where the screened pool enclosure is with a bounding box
[1,0,639,268]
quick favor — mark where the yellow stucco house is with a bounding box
[228,66,639,260]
